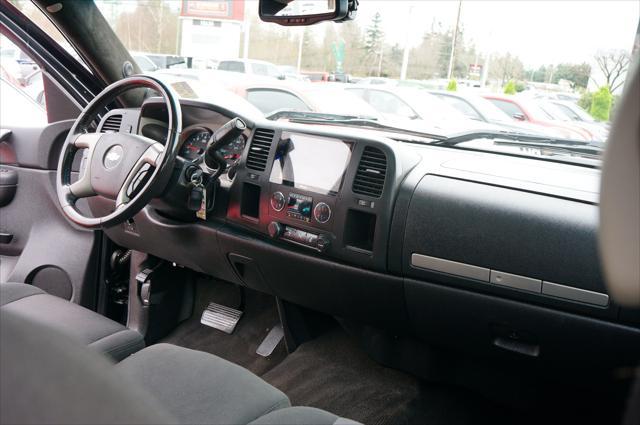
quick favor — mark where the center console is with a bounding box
[226,124,418,271]
[265,132,351,251]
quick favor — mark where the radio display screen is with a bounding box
[269,132,352,195]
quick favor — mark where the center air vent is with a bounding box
[352,146,387,198]
[100,114,123,133]
[245,128,274,172]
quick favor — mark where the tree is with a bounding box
[503,80,517,95]
[593,50,631,92]
[578,91,593,112]
[363,12,384,75]
[339,21,366,75]
[114,1,180,54]
[490,53,524,85]
[590,86,612,121]
[552,63,591,89]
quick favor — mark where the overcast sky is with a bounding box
[354,1,639,67]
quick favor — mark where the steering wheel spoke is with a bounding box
[68,175,96,199]
[72,132,102,149]
[115,143,164,208]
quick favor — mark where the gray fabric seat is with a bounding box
[117,344,291,424]
[249,406,359,425]
[0,282,144,361]
[0,309,360,425]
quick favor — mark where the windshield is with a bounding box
[25,0,636,162]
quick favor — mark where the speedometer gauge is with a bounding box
[180,130,211,161]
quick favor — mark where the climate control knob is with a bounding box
[313,202,332,224]
[316,234,331,252]
[270,191,285,211]
[267,221,283,238]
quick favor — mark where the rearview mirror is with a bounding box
[259,0,350,26]
[512,113,526,121]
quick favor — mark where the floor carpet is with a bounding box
[161,280,629,425]
[161,279,287,376]
[261,329,516,425]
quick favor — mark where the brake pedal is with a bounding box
[256,324,284,357]
[200,302,243,334]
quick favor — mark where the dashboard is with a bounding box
[92,97,640,368]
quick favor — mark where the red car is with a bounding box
[483,94,593,141]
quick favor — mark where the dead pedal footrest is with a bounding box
[200,302,243,334]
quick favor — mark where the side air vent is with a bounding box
[100,114,123,133]
[245,128,274,172]
[352,146,387,198]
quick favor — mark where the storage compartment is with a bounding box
[240,182,261,219]
[344,209,376,252]
[405,278,640,367]
[402,175,606,294]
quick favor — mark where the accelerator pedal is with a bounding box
[200,302,243,334]
[256,324,284,357]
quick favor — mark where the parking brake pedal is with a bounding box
[201,302,243,334]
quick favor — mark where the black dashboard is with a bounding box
[91,97,640,368]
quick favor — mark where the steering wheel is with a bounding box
[56,75,182,229]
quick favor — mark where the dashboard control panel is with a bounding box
[225,124,402,271]
[268,189,335,228]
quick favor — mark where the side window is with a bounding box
[554,104,580,121]
[251,62,268,76]
[438,96,482,121]
[0,35,47,125]
[487,99,524,120]
[266,64,282,79]
[367,90,417,119]
[246,89,311,115]
[218,61,245,73]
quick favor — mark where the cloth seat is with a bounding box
[117,343,291,424]
[0,282,144,361]
[0,308,360,425]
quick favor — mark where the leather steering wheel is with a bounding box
[56,75,182,229]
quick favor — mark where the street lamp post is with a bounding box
[447,0,463,80]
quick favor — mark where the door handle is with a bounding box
[0,167,18,207]
[0,232,13,244]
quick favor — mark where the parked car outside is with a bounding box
[0,35,38,79]
[430,90,556,137]
[301,71,331,82]
[345,85,497,133]
[228,80,381,118]
[131,53,159,73]
[277,65,310,82]
[483,94,592,140]
[535,100,609,141]
[549,99,611,140]
[0,77,47,126]
[218,58,285,80]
